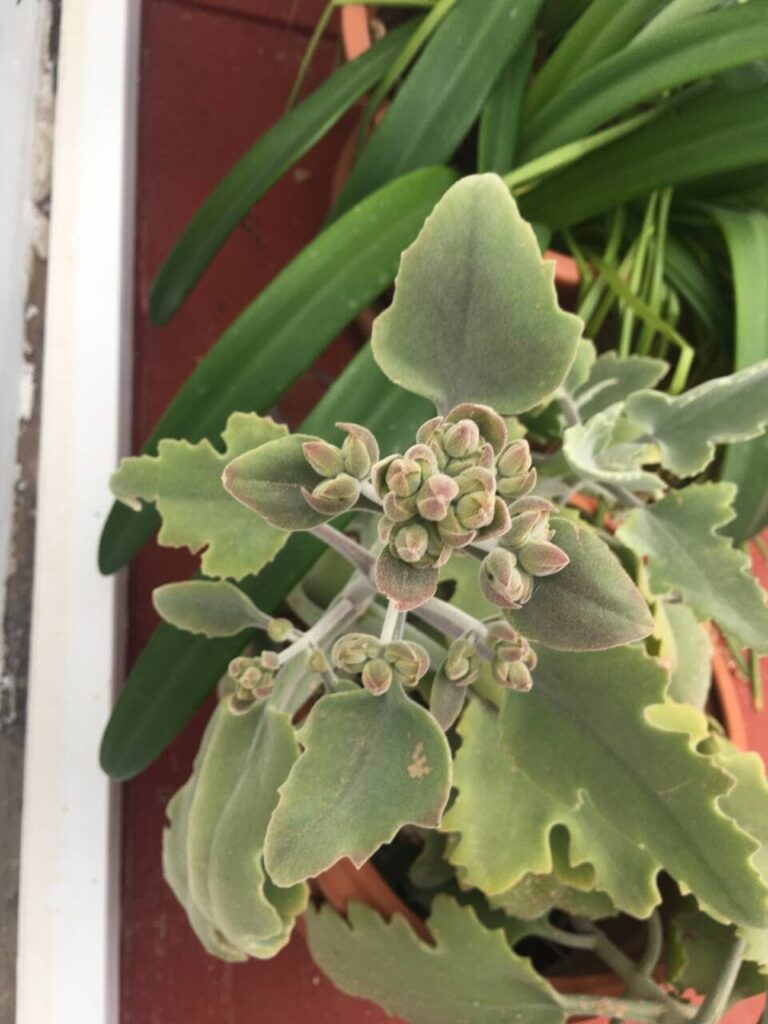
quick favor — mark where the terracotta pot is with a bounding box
[309,518,768,1022]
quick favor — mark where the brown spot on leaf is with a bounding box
[407,742,431,779]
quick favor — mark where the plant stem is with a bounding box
[276,575,373,667]
[638,911,664,978]
[413,597,489,653]
[691,936,746,1024]
[311,523,376,574]
[557,390,581,427]
[562,994,693,1023]
[380,601,403,644]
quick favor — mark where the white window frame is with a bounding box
[16,2,140,1021]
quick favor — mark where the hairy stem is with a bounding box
[276,575,373,667]
[311,522,376,574]
[691,936,746,1024]
[562,994,693,1023]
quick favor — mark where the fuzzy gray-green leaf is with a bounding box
[153,580,269,637]
[371,174,583,414]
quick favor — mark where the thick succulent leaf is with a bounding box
[371,174,583,414]
[110,413,287,579]
[563,337,597,394]
[149,22,419,323]
[665,601,711,709]
[306,896,565,1024]
[153,580,269,637]
[617,483,768,653]
[442,699,659,917]
[376,547,439,611]
[163,700,307,960]
[332,0,545,216]
[99,167,455,574]
[499,644,768,929]
[707,204,768,542]
[563,406,662,493]
[573,351,668,419]
[510,517,654,651]
[223,433,333,531]
[264,685,451,886]
[625,359,768,477]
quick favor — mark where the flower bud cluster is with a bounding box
[441,636,480,688]
[486,621,537,692]
[373,404,537,569]
[227,652,280,711]
[479,497,570,609]
[301,423,379,517]
[331,632,430,695]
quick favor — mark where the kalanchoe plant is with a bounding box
[110,175,768,1022]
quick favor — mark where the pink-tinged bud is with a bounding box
[518,541,570,577]
[266,617,294,644]
[332,632,380,670]
[362,657,393,695]
[436,507,476,548]
[445,403,507,454]
[386,457,422,498]
[477,442,496,469]
[404,443,440,476]
[302,474,360,515]
[336,421,379,463]
[493,658,533,692]
[497,467,537,499]
[444,638,479,687]
[385,640,429,686]
[378,517,394,544]
[479,549,528,608]
[302,439,345,478]
[504,509,550,548]
[486,619,519,646]
[443,419,481,459]
[308,649,329,674]
[254,679,275,700]
[342,434,373,479]
[393,523,430,564]
[260,650,280,672]
[228,656,251,681]
[416,474,459,522]
[383,491,417,523]
[456,491,496,530]
[371,454,397,498]
[455,466,495,497]
[476,497,512,542]
[415,416,443,445]
[239,666,263,690]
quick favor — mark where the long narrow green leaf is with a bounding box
[519,85,768,228]
[521,2,768,159]
[524,0,665,117]
[99,349,434,780]
[634,0,725,44]
[706,204,768,541]
[331,0,545,217]
[149,22,417,325]
[663,233,731,343]
[99,166,456,574]
[477,33,534,173]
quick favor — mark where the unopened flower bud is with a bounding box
[443,419,481,459]
[504,497,555,548]
[493,658,533,692]
[497,440,532,478]
[332,632,381,670]
[415,416,443,446]
[475,497,512,542]
[445,404,508,454]
[436,507,476,548]
[385,640,430,687]
[362,657,393,695]
[444,638,479,687]
[518,540,570,577]
[302,439,345,478]
[393,523,430,564]
[497,467,537,500]
[383,490,417,523]
[228,656,251,681]
[302,473,360,515]
[259,650,280,672]
[455,491,496,530]
[385,457,422,498]
[416,474,459,522]
[479,549,529,609]
[308,649,329,674]
[338,423,379,480]
[267,617,294,644]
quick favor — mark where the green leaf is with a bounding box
[477,33,535,173]
[625,359,768,477]
[563,406,663,493]
[442,700,660,917]
[500,644,768,929]
[331,0,545,216]
[522,3,768,159]
[223,433,335,531]
[375,547,440,611]
[665,601,711,710]
[98,166,456,575]
[306,896,565,1024]
[149,22,419,324]
[264,685,451,886]
[510,517,654,651]
[524,0,666,116]
[100,349,433,780]
[563,337,597,394]
[520,84,768,228]
[617,482,768,653]
[110,413,288,579]
[707,204,768,541]
[153,580,269,637]
[371,175,583,413]
[573,351,668,419]
[163,700,307,960]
